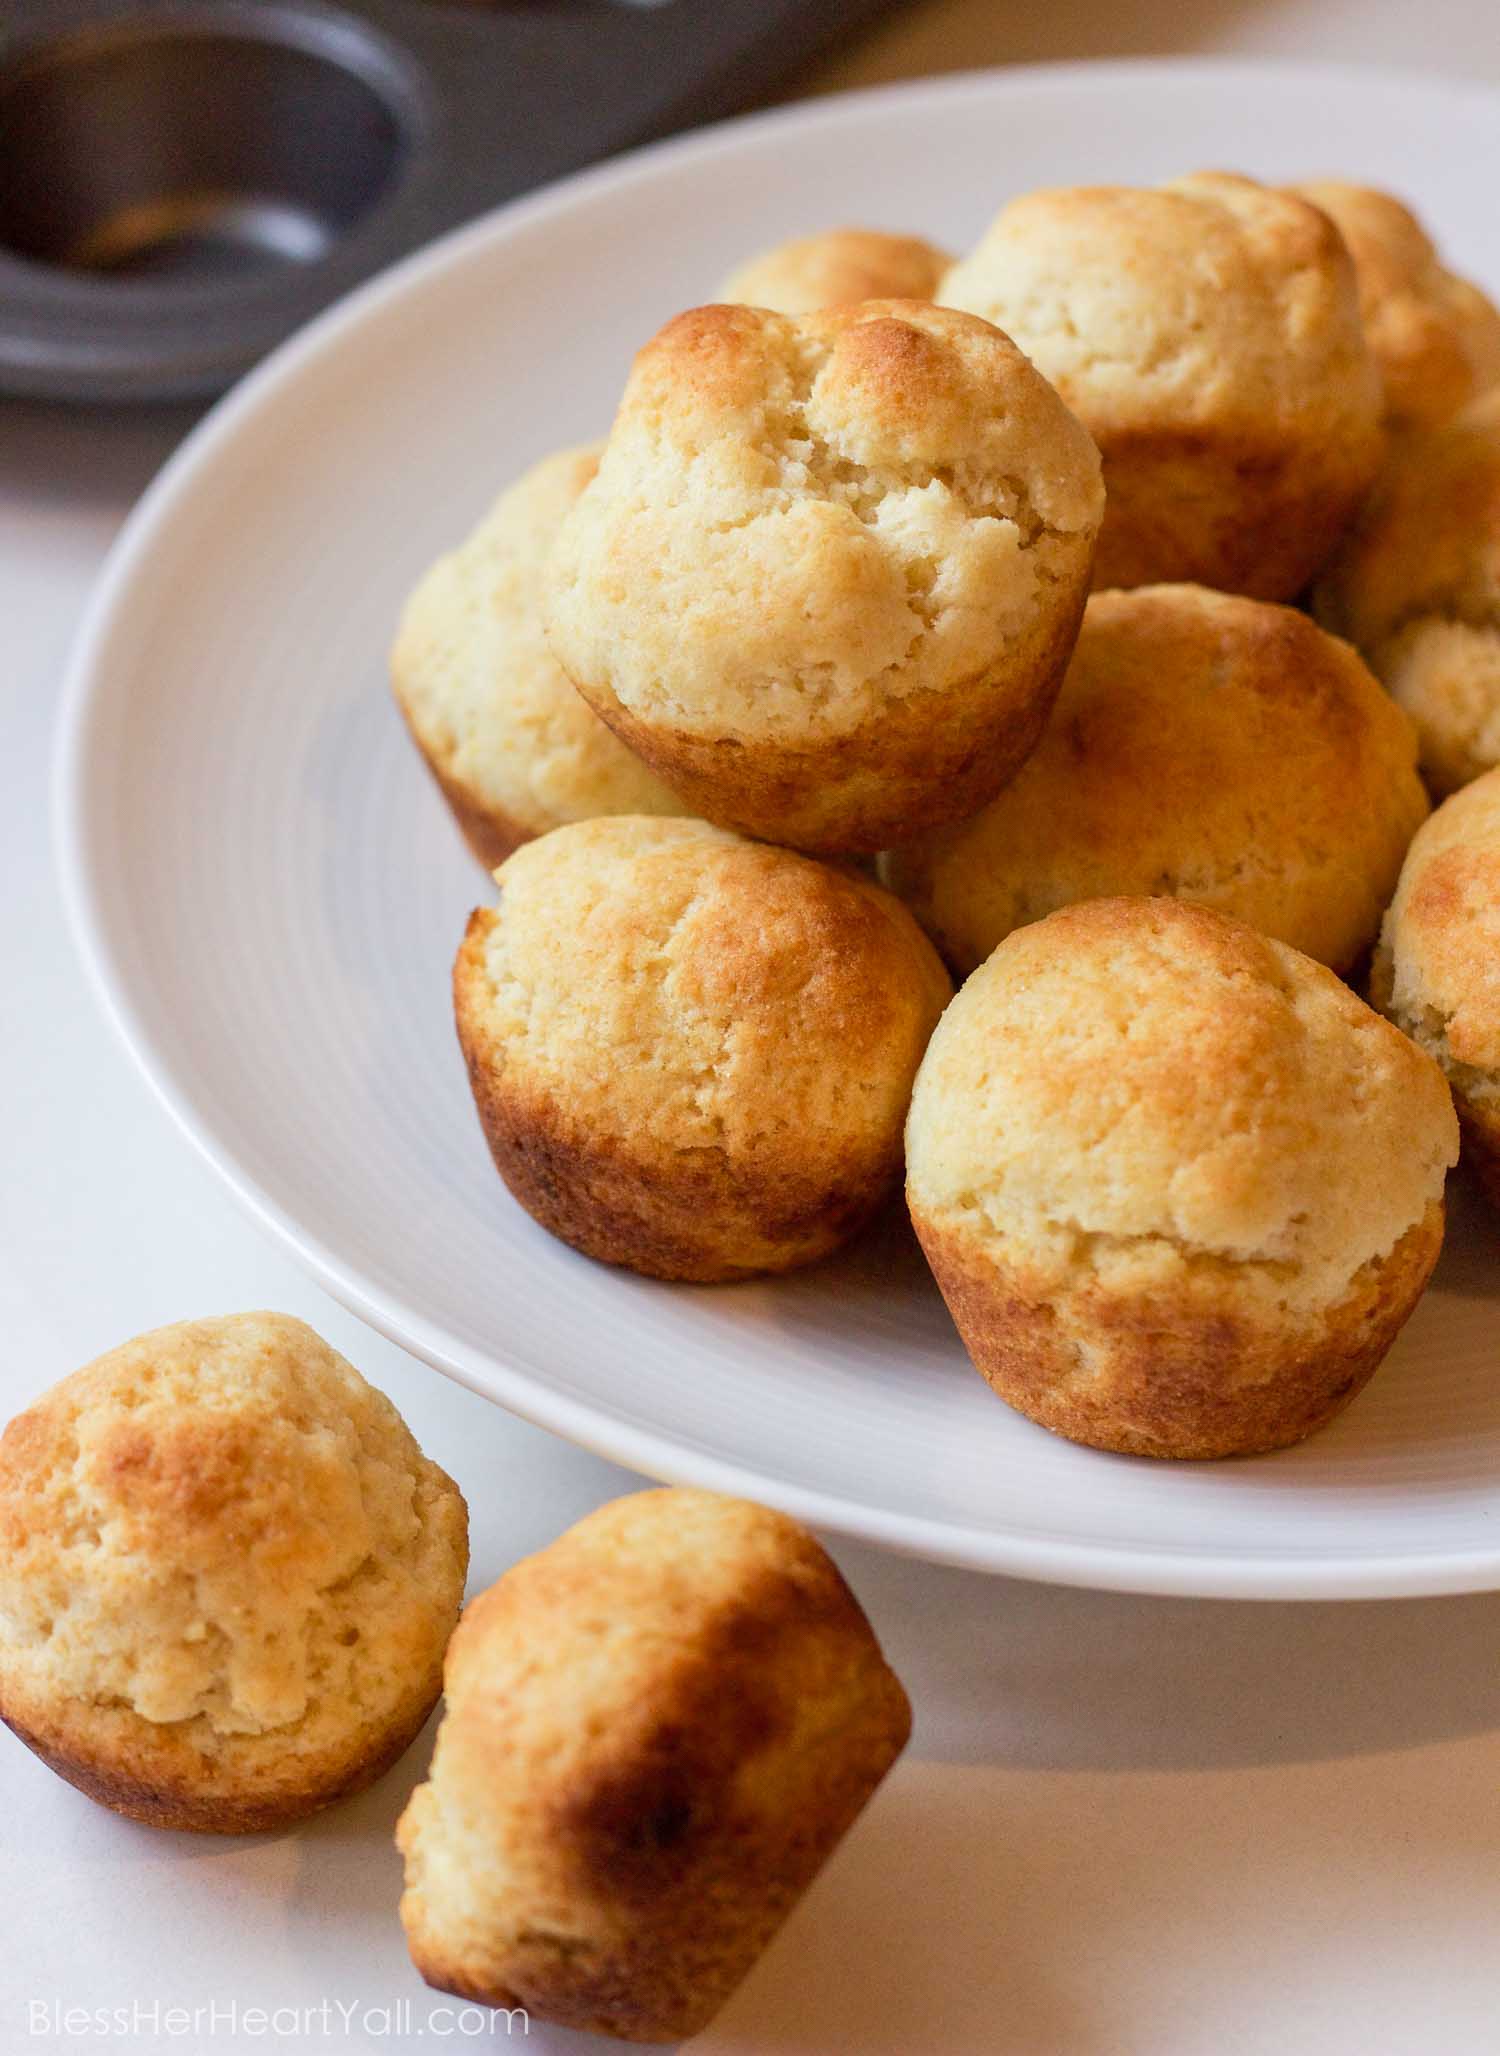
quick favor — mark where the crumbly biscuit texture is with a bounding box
[907,898,1456,1320]
[1291,182,1500,432]
[1317,389,1500,795]
[392,443,686,865]
[720,228,953,314]
[884,585,1428,975]
[0,1313,468,1830]
[454,816,952,1280]
[938,172,1383,596]
[397,1488,911,2042]
[1373,767,1500,1196]
[545,300,1102,848]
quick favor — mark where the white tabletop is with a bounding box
[7,24,1500,2056]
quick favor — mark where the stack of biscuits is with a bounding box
[395,171,1500,1468]
[5,163,1499,2056]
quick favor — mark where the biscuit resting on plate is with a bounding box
[1289,181,1500,434]
[884,583,1427,977]
[545,299,1103,852]
[454,815,952,1281]
[393,442,687,867]
[1373,765,1500,1207]
[938,172,1382,597]
[719,226,952,313]
[906,899,1457,1460]
[1317,390,1500,796]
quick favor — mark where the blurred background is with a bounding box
[802,0,1500,93]
[4,0,1498,407]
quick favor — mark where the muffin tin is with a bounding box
[0,0,897,401]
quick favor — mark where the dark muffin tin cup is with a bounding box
[0,0,898,402]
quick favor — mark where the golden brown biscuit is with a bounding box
[938,173,1383,597]
[1316,389,1500,796]
[884,585,1428,977]
[719,227,952,313]
[397,1487,910,2043]
[1290,182,1500,433]
[454,816,951,1282]
[906,899,1457,1459]
[1372,766,1500,1206]
[0,1314,468,1832]
[392,444,687,867]
[545,300,1103,852]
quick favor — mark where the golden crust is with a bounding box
[391,444,687,864]
[884,585,1428,977]
[914,1202,1444,1460]
[1291,182,1500,433]
[719,227,953,314]
[938,172,1383,598]
[905,898,1458,1457]
[0,1314,468,1833]
[1316,390,1500,795]
[396,1488,910,2042]
[0,1689,436,1835]
[587,581,1087,851]
[1372,765,1500,1206]
[453,817,952,1282]
[544,299,1102,853]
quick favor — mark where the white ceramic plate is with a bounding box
[58,60,1500,1597]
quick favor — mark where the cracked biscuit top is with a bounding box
[544,299,1102,745]
[0,1314,467,1759]
[906,897,1457,1318]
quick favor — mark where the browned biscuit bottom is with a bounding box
[0,1681,441,1835]
[1090,426,1380,599]
[398,1491,910,2041]
[911,1201,1444,1459]
[456,954,897,1283]
[571,593,1087,856]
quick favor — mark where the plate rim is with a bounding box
[54,54,1500,1600]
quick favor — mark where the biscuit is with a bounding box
[1316,389,1500,796]
[906,899,1457,1459]
[1290,182,1500,433]
[938,172,1383,597]
[397,1487,910,2043]
[454,816,952,1281]
[884,585,1428,977]
[0,1314,468,1831]
[719,227,952,313]
[392,444,687,867]
[1372,766,1500,1206]
[545,300,1103,852]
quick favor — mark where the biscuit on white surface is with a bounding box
[0,1313,468,1831]
[397,1488,910,2042]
